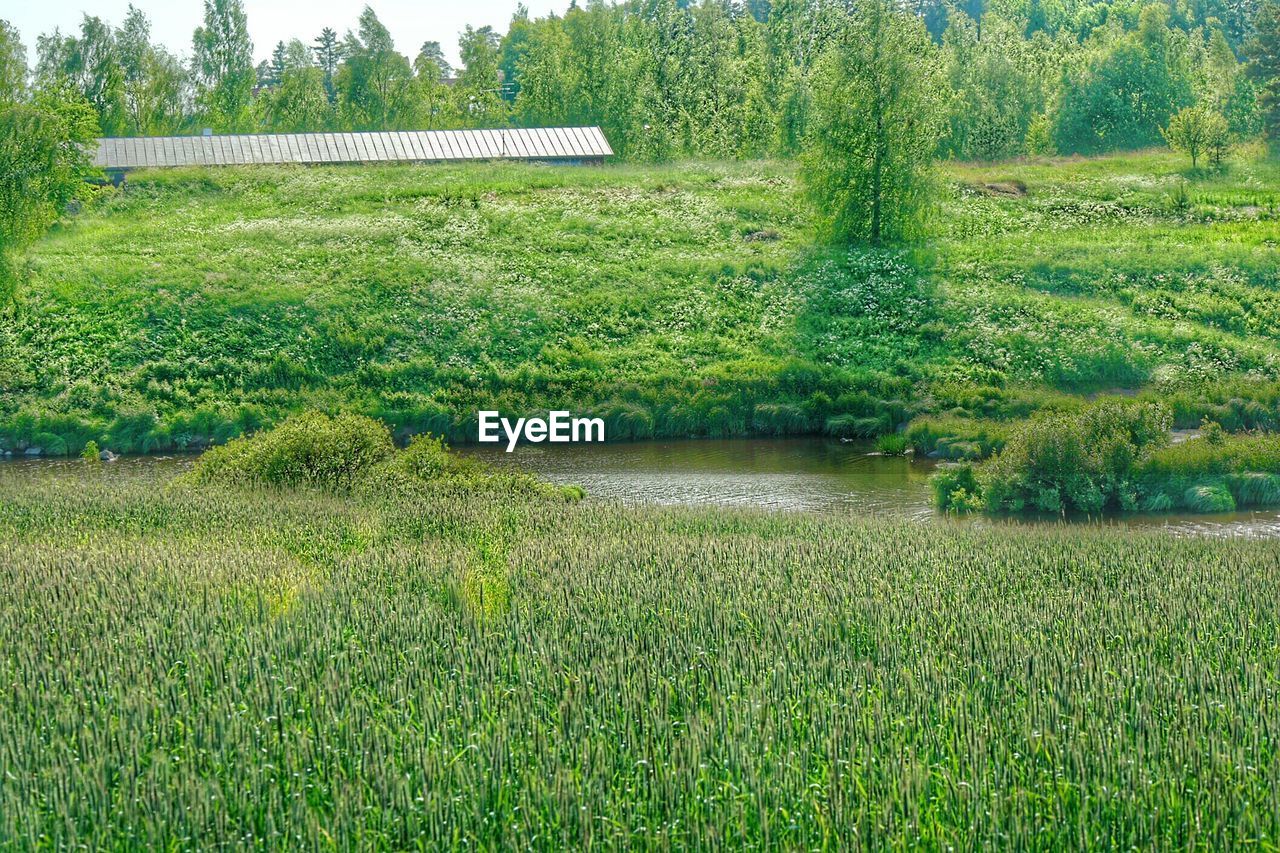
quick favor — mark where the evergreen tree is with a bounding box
[313,27,343,101]
[1245,0,1280,144]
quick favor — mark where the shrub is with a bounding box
[905,416,1007,458]
[1139,431,1280,481]
[81,440,99,462]
[931,464,982,513]
[188,412,395,491]
[1230,472,1280,507]
[752,403,811,436]
[1183,483,1236,513]
[874,433,909,455]
[972,400,1172,514]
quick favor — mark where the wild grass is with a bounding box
[1,463,1279,847]
[3,149,1280,455]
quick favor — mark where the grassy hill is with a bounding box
[3,148,1280,454]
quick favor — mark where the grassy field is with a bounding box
[4,148,1280,454]
[0,462,1276,847]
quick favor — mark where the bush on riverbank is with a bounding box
[935,399,1280,515]
[185,411,583,501]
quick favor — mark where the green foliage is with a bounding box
[0,21,25,104]
[191,0,255,131]
[801,2,947,244]
[336,8,415,131]
[1245,0,1280,145]
[942,13,1044,161]
[1163,104,1230,167]
[1054,5,1194,155]
[975,400,1172,514]
[1182,482,1237,511]
[874,432,909,454]
[906,416,1010,459]
[80,438,99,461]
[186,411,584,502]
[931,463,983,511]
[0,88,99,306]
[187,411,395,491]
[8,464,1279,843]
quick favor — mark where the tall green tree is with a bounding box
[801,1,947,244]
[0,20,25,104]
[265,65,331,131]
[1245,0,1280,145]
[313,27,343,101]
[192,0,255,131]
[336,6,414,130]
[1054,4,1194,153]
[413,42,457,128]
[35,16,127,136]
[117,6,186,135]
[457,25,506,125]
[0,87,98,306]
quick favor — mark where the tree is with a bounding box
[265,66,331,131]
[1244,0,1280,145]
[117,6,187,135]
[801,1,947,244]
[1163,103,1230,166]
[192,0,255,131]
[268,40,288,86]
[35,16,127,136]
[1054,4,1194,154]
[336,6,414,130]
[0,87,98,306]
[457,25,506,125]
[0,20,25,104]
[416,41,452,80]
[414,42,457,129]
[313,27,343,101]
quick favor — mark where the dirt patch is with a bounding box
[973,180,1028,198]
[744,229,780,242]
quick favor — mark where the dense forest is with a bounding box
[1,0,1279,162]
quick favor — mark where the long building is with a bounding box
[92,126,613,171]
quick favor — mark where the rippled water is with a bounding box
[6,439,1280,537]
[461,437,1280,538]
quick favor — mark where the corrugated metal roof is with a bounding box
[92,126,613,169]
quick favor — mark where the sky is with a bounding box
[6,0,571,69]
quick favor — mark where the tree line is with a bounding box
[2,0,1280,262]
[0,0,1278,158]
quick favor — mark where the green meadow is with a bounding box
[2,461,1279,848]
[5,147,1280,455]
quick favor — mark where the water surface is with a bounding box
[461,436,1280,538]
[6,439,1279,537]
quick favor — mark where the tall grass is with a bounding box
[1,464,1278,847]
[6,151,1280,456]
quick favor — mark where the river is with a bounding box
[5,437,1280,537]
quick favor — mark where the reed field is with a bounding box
[1,461,1278,848]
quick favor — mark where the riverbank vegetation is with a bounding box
[4,148,1280,460]
[186,410,584,500]
[1,461,1278,847]
[933,398,1280,514]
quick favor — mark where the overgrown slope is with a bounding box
[3,149,1279,453]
